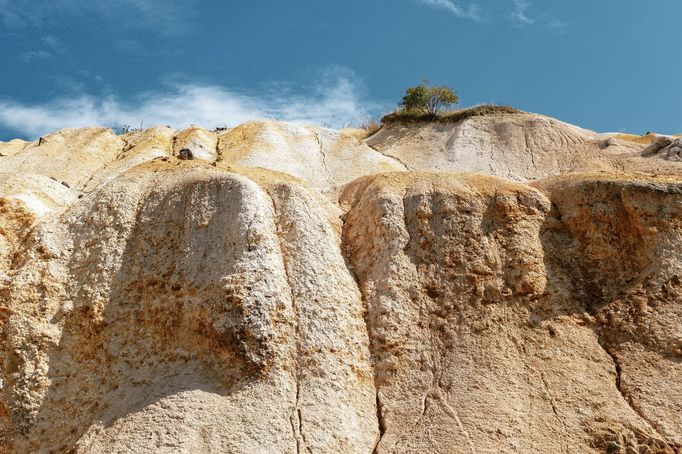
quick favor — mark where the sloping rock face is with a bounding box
[216,121,405,195]
[533,175,682,449]
[368,113,682,179]
[342,173,681,453]
[1,161,377,453]
[0,114,681,453]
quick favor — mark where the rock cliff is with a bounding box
[0,111,680,453]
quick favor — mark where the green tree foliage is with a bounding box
[400,80,458,116]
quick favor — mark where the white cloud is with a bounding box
[0,69,383,139]
[414,0,481,21]
[510,0,534,26]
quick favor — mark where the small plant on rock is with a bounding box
[359,117,381,138]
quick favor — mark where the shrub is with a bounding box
[400,80,458,117]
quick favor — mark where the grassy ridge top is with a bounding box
[381,104,522,125]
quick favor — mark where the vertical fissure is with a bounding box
[599,339,675,450]
[214,131,223,163]
[372,391,386,454]
[171,134,178,157]
[339,202,386,453]
[312,132,335,188]
[268,191,311,454]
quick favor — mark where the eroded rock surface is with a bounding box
[216,121,406,195]
[1,161,377,453]
[368,112,682,179]
[0,114,681,453]
[342,173,681,453]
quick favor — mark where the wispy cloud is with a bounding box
[0,0,25,28]
[545,19,568,32]
[41,36,61,48]
[510,0,534,26]
[508,0,568,32]
[413,0,565,29]
[414,0,481,21]
[20,35,65,63]
[20,50,54,63]
[0,68,383,139]
[115,39,146,56]
[0,0,195,34]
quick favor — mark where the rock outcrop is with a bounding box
[342,172,681,453]
[368,112,682,179]
[215,121,405,195]
[0,111,681,453]
[1,161,377,453]
[642,136,682,161]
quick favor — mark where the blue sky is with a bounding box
[1,0,681,140]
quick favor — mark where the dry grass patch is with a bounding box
[359,118,382,138]
[613,133,658,145]
[381,104,522,125]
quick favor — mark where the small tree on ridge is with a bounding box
[400,80,458,116]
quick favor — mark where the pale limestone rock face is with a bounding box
[216,121,406,194]
[0,113,681,453]
[82,126,176,191]
[173,127,218,161]
[0,139,29,158]
[1,161,377,453]
[533,175,682,449]
[367,113,682,179]
[341,172,681,454]
[0,174,76,273]
[0,128,125,190]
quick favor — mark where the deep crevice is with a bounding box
[372,392,386,454]
[214,131,223,163]
[312,132,335,188]
[599,340,675,449]
[366,142,412,171]
[298,407,312,454]
[339,201,386,454]
[267,190,311,454]
[171,134,178,157]
[289,412,301,454]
